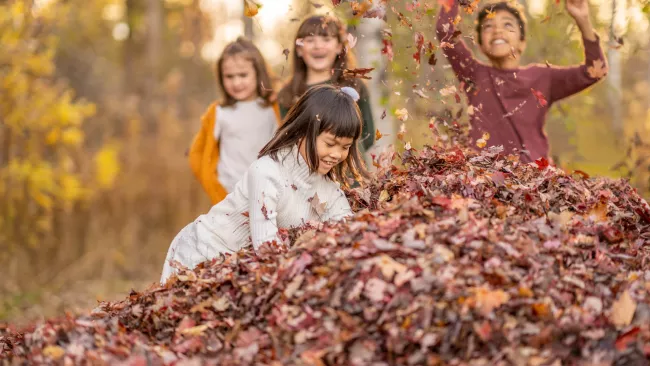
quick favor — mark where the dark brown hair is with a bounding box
[259,85,367,185]
[215,37,274,107]
[476,1,527,45]
[277,15,360,109]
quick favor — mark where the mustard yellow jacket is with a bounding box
[188,102,282,205]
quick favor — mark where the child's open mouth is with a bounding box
[320,159,336,169]
[491,39,508,46]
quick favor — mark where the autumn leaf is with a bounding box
[413,31,425,65]
[476,132,490,148]
[244,0,261,17]
[470,287,510,316]
[309,193,327,217]
[531,88,548,107]
[534,157,549,170]
[610,290,636,328]
[375,129,383,141]
[42,346,65,360]
[587,59,608,79]
[283,48,290,60]
[395,108,409,122]
[346,33,357,50]
[343,67,375,80]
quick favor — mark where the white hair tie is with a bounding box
[340,86,360,102]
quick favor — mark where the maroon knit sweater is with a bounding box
[436,4,607,162]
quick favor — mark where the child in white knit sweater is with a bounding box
[161,85,367,283]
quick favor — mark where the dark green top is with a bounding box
[279,81,376,153]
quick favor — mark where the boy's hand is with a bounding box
[565,0,590,22]
[566,0,597,41]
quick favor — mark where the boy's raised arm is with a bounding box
[548,0,607,102]
[436,1,479,81]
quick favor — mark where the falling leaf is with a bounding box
[380,109,387,119]
[531,88,548,107]
[413,32,425,65]
[439,85,457,97]
[476,138,487,148]
[404,141,412,150]
[382,39,394,61]
[414,89,429,99]
[295,38,304,47]
[244,0,261,17]
[343,67,375,80]
[534,157,549,170]
[347,33,358,49]
[283,48,290,60]
[610,290,636,328]
[395,108,409,122]
[375,129,383,141]
[587,59,608,79]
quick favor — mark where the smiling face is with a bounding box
[221,55,258,102]
[298,34,343,75]
[299,131,353,176]
[479,10,526,65]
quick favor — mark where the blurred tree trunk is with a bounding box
[123,0,138,96]
[146,0,163,97]
[607,0,623,136]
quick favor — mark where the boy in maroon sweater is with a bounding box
[436,0,607,162]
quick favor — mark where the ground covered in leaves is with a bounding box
[2,144,650,365]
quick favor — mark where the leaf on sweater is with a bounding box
[261,203,270,220]
[587,59,607,79]
[531,88,548,107]
[309,193,327,217]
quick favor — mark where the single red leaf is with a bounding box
[534,157,549,170]
[531,88,548,107]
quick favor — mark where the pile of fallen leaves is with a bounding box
[2,144,650,365]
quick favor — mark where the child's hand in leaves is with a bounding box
[565,0,590,22]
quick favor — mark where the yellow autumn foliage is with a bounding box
[0,0,115,251]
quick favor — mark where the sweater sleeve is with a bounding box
[247,157,285,251]
[436,2,479,82]
[548,34,608,103]
[358,83,375,151]
[324,186,353,222]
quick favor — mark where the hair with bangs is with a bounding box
[476,1,527,45]
[215,37,274,107]
[259,84,368,184]
[277,15,361,110]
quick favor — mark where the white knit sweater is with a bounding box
[161,145,352,283]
